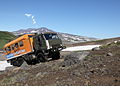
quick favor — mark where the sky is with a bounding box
[0,0,120,39]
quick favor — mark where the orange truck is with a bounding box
[3,32,65,66]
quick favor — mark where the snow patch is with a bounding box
[0,61,12,71]
[62,45,101,51]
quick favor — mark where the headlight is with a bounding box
[60,44,63,46]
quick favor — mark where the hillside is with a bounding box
[0,39,120,86]
[68,37,120,47]
[13,27,97,45]
[0,31,16,49]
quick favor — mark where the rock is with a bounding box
[72,70,81,76]
[12,67,21,73]
[62,51,89,67]
[20,61,29,69]
[90,70,94,74]
[107,53,113,56]
[107,42,112,46]
[114,41,118,43]
[77,51,90,60]
[36,72,48,78]
[114,79,118,82]
[0,71,4,75]
[25,84,29,86]
[36,72,42,77]
[92,47,100,51]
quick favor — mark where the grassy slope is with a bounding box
[0,31,16,49]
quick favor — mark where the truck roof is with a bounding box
[4,34,34,48]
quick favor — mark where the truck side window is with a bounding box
[52,35,59,39]
[15,43,19,48]
[4,48,7,53]
[8,46,11,51]
[11,44,15,50]
[19,41,24,47]
[5,47,8,52]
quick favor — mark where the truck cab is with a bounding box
[33,32,65,61]
[33,32,63,50]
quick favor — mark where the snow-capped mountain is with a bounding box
[13,27,54,35]
[58,33,97,44]
[13,27,97,44]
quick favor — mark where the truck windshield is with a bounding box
[44,33,59,40]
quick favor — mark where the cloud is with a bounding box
[32,16,36,24]
[31,16,34,19]
[25,13,36,24]
[25,13,32,17]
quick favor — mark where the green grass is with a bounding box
[0,31,16,49]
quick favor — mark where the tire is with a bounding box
[25,60,33,65]
[37,53,47,62]
[11,57,24,67]
[24,55,36,65]
[52,51,60,60]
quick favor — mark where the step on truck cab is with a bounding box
[3,32,65,67]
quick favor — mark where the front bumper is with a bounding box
[50,45,66,52]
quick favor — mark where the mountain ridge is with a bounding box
[13,27,97,45]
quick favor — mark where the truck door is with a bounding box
[33,34,47,50]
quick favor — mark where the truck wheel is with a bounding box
[11,57,24,67]
[24,55,36,65]
[52,51,60,60]
[37,53,47,62]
